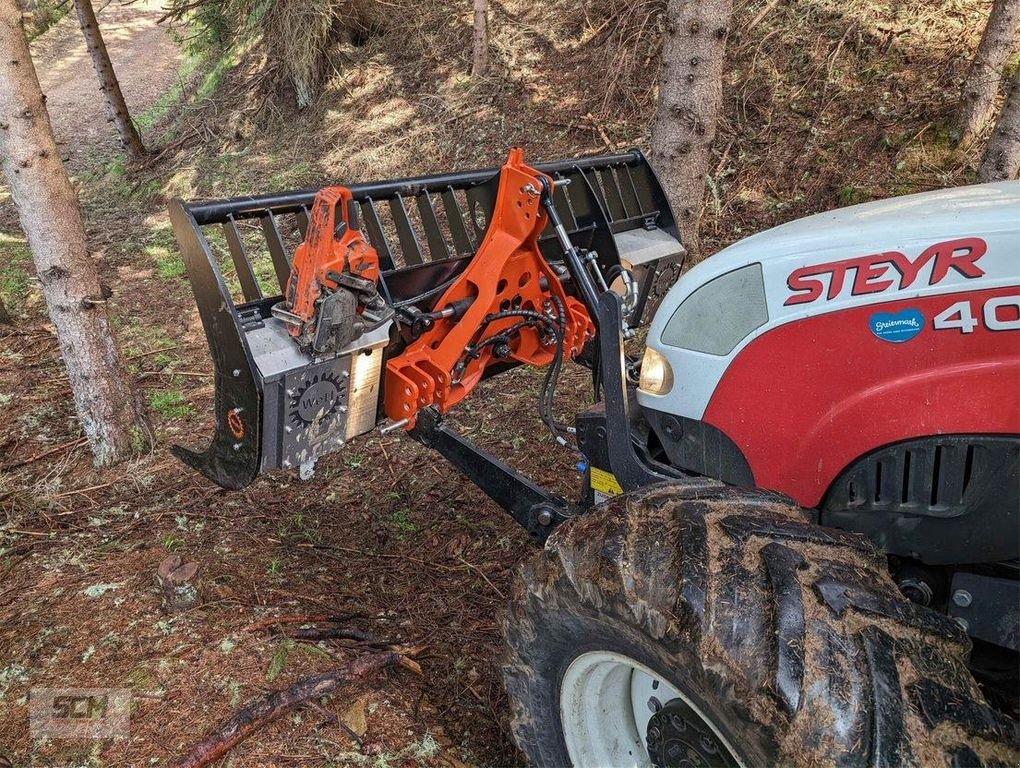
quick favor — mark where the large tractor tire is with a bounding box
[504,483,1019,767]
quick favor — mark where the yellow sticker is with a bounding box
[590,466,623,497]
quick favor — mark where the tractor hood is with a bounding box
[641,180,1020,421]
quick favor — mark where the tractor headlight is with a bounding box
[639,346,674,395]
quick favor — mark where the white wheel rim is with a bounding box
[559,650,743,768]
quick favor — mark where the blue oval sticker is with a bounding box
[870,308,924,343]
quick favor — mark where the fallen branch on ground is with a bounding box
[242,613,366,633]
[286,626,386,644]
[174,652,403,768]
[1,437,88,471]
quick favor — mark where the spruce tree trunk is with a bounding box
[956,0,1020,146]
[471,0,488,77]
[72,0,145,160]
[979,67,1020,180]
[0,0,150,465]
[650,0,732,261]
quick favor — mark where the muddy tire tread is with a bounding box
[504,483,1020,767]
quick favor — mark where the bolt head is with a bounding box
[537,509,553,526]
[953,589,973,608]
[232,369,241,377]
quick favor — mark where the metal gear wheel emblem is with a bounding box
[289,370,347,428]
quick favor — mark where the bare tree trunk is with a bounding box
[955,0,1020,146]
[650,0,732,261]
[979,67,1020,180]
[72,0,145,160]
[471,0,488,77]
[0,0,150,465]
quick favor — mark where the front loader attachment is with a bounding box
[170,151,684,489]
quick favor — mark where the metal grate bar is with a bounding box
[442,187,475,255]
[295,206,310,239]
[620,165,644,217]
[605,167,630,219]
[360,198,396,271]
[465,186,496,244]
[553,174,578,230]
[389,194,425,265]
[222,217,263,302]
[260,211,291,292]
[417,191,452,261]
[581,168,611,215]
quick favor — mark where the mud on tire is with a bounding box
[503,483,1020,767]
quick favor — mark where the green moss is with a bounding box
[152,250,185,279]
[0,233,31,313]
[130,426,149,454]
[149,390,194,419]
[1005,52,1020,82]
[837,185,870,206]
[197,46,243,101]
[388,509,418,537]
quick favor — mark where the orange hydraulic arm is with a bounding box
[384,149,595,429]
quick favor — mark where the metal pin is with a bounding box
[379,418,410,434]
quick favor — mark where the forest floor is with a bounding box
[0,0,999,766]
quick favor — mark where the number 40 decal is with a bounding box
[933,295,1020,333]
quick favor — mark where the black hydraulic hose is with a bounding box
[454,309,561,380]
[539,295,572,447]
[391,274,461,309]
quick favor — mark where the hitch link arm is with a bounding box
[408,407,573,542]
